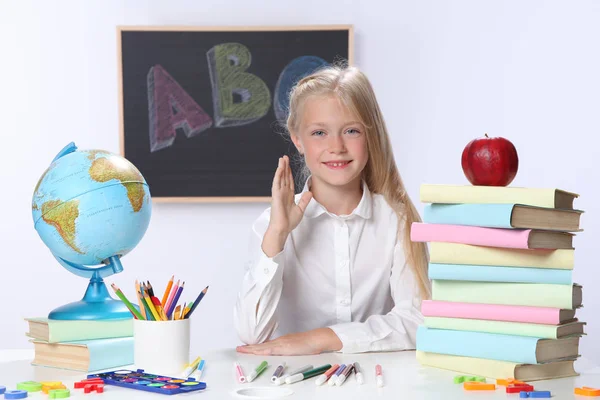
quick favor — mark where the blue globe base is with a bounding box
[49,275,136,320]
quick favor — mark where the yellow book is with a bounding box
[416,351,578,381]
[432,281,582,309]
[420,184,578,209]
[429,242,574,269]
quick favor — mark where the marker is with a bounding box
[181,356,202,377]
[328,364,346,386]
[191,360,205,380]
[376,364,384,388]
[273,364,313,386]
[354,362,364,385]
[247,361,268,382]
[234,362,246,383]
[336,364,355,386]
[315,364,340,386]
[271,362,286,382]
[285,364,332,384]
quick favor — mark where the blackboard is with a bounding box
[117,25,353,202]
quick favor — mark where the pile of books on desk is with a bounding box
[412,184,585,381]
[25,317,133,372]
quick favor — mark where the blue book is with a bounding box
[423,203,582,231]
[416,326,580,364]
[32,336,133,372]
[428,263,573,285]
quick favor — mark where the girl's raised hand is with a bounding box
[268,155,312,237]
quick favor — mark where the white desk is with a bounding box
[1,349,598,399]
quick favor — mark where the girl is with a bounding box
[234,64,430,355]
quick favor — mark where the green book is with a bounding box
[432,281,583,309]
[424,317,586,339]
[25,317,133,343]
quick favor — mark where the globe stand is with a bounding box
[49,255,137,320]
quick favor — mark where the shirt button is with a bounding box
[264,268,270,274]
[340,299,350,306]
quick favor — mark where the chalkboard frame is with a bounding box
[117,25,354,203]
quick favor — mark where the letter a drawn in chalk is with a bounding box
[147,65,213,152]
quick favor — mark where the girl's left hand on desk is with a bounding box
[236,328,342,356]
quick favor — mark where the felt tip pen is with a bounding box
[191,360,205,380]
[285,364,332,384]
[336,364,355,386]
[354,362,364,385]
[271,362,286,382]
[328,364,346,386]
[273,364,313,386]
[315,364,340,386]
[234,362,246,383]
[376,364,384,388]
[181,357,202,377]
[247,361,268,382]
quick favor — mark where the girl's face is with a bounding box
[291,95,368,190]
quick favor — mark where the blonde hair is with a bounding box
[286,64,431,300]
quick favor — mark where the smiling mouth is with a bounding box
[323,160,352,169]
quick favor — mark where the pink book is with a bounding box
[410,222,573,249]
[421,300,576,325]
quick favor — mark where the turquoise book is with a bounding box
[428,263,573,285]
[424,203,516,228]
[423,203,582,231]
[31,336,133,372]
[416,326,580,364]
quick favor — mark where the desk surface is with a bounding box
[1,349,599,399]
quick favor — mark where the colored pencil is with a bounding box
[183,302,194,318]
[167,282,185,319]
[110,283,143,320]
[180,302,186,320]
[139,289,155,320]
[165,280,180,315]
[184,286,209,319]
[151,296,167,321]
[161,275,174,308]
[146,280,155,297]
[143,292,161,321]
[135,280,147,320]
[174,305,181,320]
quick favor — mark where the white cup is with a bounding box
[133,319,190,376]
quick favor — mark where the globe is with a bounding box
[32,142,151,320]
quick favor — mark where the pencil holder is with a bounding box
[133,318,190,376]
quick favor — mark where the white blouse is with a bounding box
[233,178,424,353]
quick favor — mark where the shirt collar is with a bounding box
[301,175,373,220]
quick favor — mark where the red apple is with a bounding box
[461,133,519,186]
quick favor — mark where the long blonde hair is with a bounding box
[286,64,431,300]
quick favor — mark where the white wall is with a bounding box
[2,0,599,363]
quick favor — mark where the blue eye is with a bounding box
[346,128,360,135]
[311,130,325,136]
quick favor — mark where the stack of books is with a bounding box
[25,317,134,372]
[412,184,585,381]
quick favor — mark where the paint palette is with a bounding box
[87,369,206,395]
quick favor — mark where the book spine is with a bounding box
[420,185,557,208]
[421,300,563,324]
[429,242,574,269]
[431,280,575,309]
[422,204,515,229]
[412,221,529,246]
[428,263,573,285]
[416,326,539,364]
[424,317,559,339]
[416,350,519,379]
[86,337,134,371]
